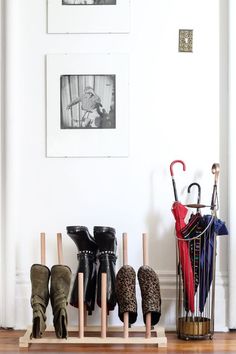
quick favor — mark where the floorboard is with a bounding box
[1,329,236,353]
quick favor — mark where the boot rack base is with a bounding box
[19,325,167,348]
[20,233,167,349]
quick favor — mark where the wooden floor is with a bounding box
[1,329,236,353]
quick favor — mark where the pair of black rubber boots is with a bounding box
[30,264,71,339]
[67,226,117,314]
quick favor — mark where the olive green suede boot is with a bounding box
[30,264,50,338]
[50,265,72,339]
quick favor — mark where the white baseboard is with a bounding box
[15,270,228,331]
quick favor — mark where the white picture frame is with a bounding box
[47,0,130,34]
[46,53,129,157]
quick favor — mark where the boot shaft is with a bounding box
[67,226,98,254]
[30,264,50,308]
[67,226,97,313]
[50,264,72,339]
[30,264,50,339]
[94,226,117,311]
[50,265,72,310]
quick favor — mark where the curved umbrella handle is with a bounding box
[211,163,220,211]
[170,160,186,177]
[188,182,201,212]
[169,160,186,201]
[212,163,220,183]
[187,182,201,205]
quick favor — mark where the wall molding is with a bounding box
[16,269,228,286]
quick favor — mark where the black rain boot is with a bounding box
[50,265,72,339]
[30,264,50,338]
[67,226,98,315]
[94,226,117,311]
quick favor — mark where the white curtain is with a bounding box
[228,0,236,329]
[0,0,18,328]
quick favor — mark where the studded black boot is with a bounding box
[67,226,98,315]
[94,226,117,311]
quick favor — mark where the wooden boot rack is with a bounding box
[19,232,167,349]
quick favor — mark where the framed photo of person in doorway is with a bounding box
[46,53,129,157]
[60,75,116,130]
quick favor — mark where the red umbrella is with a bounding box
[170,160,195,313]
[172,201,195,313]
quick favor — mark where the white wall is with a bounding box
[3,0,228,330]
[228,0,236,329]
[0,0,4,327]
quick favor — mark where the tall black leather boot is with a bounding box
[94,226,117,311]
[67,226,98,315]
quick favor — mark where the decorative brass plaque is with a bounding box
[179,29,193,52]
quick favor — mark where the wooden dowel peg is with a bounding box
[142,232,151,338]
[57,233,63,265]
[123,312,129,338]
[145,313,152,338]
[123,233,128,266]
[101,272,107,338]
[40,233,46,265]
[122,232,129,338]
[142,233,148,266]
[78,273,84,339]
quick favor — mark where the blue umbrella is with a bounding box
[199,215,228,313]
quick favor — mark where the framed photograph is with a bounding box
[61,75,116,130]
[46,53,129,157]
[47,0,130,33]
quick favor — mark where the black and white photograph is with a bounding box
[61,75,116,129]
[62,0,116,5]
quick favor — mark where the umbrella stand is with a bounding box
[176,216,214,340]
[174,163,223,341]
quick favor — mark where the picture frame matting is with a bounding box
[47,0,130,33]
[46,53,129,157]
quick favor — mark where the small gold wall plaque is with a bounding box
[179,29,193,52]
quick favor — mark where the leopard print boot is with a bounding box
[115,265,137,325]
[137,265,161,326]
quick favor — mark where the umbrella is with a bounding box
[172,202,195,313]
[199,215,228,313]
[183,182,202,293]
[181,211,202,293]
[170,160,195,313]
[198,163,228,313]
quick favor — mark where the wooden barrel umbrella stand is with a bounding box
[19,232,167,348]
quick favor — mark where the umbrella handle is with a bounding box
[170,160,186,202]
[187,183,201,211]
[211,163,220,211]
[170,160,186,177]
[212,163,220,184]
